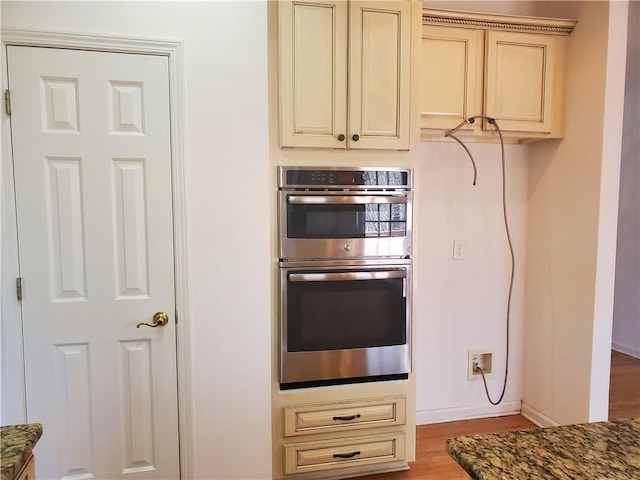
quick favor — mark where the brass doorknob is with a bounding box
[136,312,169,328]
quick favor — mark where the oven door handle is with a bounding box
[287,195,408,205]
[289,270,406,282]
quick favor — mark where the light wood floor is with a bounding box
[353,350,640,480]
[608,349,640,420]
[355,414,536,480]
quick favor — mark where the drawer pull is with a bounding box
[333,414,361,421]
[333,451,361,459]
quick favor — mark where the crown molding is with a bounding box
[422,8,576,35]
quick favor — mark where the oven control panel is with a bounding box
[280,167,411,189]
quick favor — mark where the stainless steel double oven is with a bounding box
[278,167,413,389]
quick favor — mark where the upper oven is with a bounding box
[278,167,413,261]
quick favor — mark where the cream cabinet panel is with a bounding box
[419,25,483,132]
[349,1,411,149]
[278,0,414,150]
[283,432,406,474]
[485,31,557,134]
[15,455,36,480]
[283,396,406,437]
[419,8,575,142]
[279,1,348,148]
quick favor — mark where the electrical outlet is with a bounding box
[468,350,494,380]
[472,353,484,370]
[453,240,464,260]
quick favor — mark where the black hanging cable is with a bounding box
[445,121,477,186]
[445,116,514,406]
[446,134,477,186]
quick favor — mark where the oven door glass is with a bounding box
[286,269,407,352]
[285,194,408,239]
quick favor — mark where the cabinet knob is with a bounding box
[337,134,346,141]
[352,134,360,141]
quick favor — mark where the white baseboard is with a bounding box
[521,403,559,428]
[416,400,521,425]
[612,342,640,359]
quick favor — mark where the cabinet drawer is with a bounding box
[284,432,406,475]
[283,396,406,437]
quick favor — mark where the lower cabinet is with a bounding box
[284,395,406,437]
[281,395,407,476]
[15,455,35,480]
[284,432,406,475]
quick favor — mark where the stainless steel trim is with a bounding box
[289,270,406,282]
[279,236,413,262]
[280,345,411,385]
[280,258,412,268]
[288,194,408,205]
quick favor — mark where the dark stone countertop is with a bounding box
[446,417,640,480]
[1,424,43,480]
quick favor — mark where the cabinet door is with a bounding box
[419,25,484,133]
[349,1,411,150]
[484,31,558,133]
[16,455,35,480]
[279,1,348,148]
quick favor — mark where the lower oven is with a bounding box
[280,260,411,388]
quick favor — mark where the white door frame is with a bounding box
[0,29,193,479]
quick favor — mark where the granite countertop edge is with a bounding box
[446,417,640,480]
[1,424,43,480]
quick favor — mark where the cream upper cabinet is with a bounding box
[485,31,560,134]
[349,1,412,150]
[419,25,483,134]
[279,0,414,150]
[420,9,576,142]
[278,1,347,149]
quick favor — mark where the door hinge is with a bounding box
[16,277,23,301]
[4,90,11,116]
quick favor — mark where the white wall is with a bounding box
[415,142,529,423]
[424,0,537,16]
[612,0,640,359]
[523,0,629,426]
[414,0,537,424]
[1,2,272,479]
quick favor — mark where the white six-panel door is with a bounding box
[7,45,179,479]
